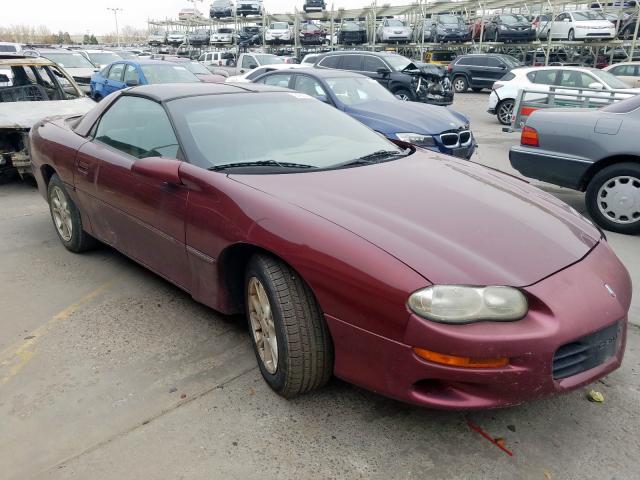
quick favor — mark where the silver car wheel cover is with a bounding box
[597,175,640,224]
[50,186,73,242]
[498,101,514,124]
[248,276,278,374]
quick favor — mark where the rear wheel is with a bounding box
[496,99,515,125]
[47,174,97,252]
[585,163,640,235]
[568,29,575,41]
[453,76,468,93]
[245,255,333,398]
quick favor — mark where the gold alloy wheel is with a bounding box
[50,186,73,242]
[248,276,278,374]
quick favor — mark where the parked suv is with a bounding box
[448,53,520,93]
[303,0,325,12]
[314,50,453,105]
[210,0,234,18]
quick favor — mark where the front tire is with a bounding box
[496,99,515,125]
[47,174,97,252]
[568,29,575,41]
[245,255,333,398]
[585,163,640,235]
[393,88,413,101]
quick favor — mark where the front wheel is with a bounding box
[585,163,640,235]
[245,255,333,398]
[393,88,413,101]
[47,174,97,252]
[496,99,515,125]
[568,29,575,41]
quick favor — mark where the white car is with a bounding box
[376,18,412,43]
[167,31,187,46]
[488,66,640,125]
[211,28,236,45]
[226,63,304,83]
[76,49,123,68]
[603,62,640,88]
[265,22,293,44]
[546,10,615,41]
[37,49,97,93]
[300,53,320,66]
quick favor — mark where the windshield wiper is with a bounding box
[208,160,317,171]
[332,149,409,169]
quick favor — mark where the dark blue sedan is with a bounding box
[90,60,200,101]
[251,68,476,159]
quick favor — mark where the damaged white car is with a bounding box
[0,55,95,181]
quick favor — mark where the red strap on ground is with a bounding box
[467,420,514,456]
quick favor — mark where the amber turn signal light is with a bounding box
[413,347,509,368]
[521,126,539,147]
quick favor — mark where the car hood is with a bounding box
[66,67,96,78]
[0,97,95,129]
[344,100,468,134]
[232,152,601,286]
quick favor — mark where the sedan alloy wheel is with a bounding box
[497,99,515,125]
[248,276,278,374]
[50,185,73,242]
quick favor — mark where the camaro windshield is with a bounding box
[140,64,199,83]
[326,77,398,105]
[41,52,95,68]
[167,92,402,170]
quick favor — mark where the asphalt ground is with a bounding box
[0,93,638,480]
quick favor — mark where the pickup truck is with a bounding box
[222,52,287,75]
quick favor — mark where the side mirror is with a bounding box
[588,82,604,90]
[377,67,391,75]
[131,157,182,185]
[248,63,258,69]
[125,79,139,87]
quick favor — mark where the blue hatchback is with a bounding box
[251,68,476,159]
[90,60,200,101]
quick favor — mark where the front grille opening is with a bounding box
[440,133,458,147]
[552,321,621,380]
[459,131,471,145]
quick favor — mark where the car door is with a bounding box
[360,55,391,88]
[74,95,190,289]
[340,54,363,73]
[485,56,509,84]
[239,54,257,74]
[104,62,126,94]
[123,64,140,86]
[468,56,490,88]
[553,13,569,39]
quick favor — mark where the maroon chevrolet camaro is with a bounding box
[29,83,632,409]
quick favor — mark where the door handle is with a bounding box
[77,159,90,175]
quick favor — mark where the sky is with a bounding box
[1,0,411,35]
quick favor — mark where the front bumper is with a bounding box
[437,32,471,42]
[498,30,536,41]
[326,241,631,409]
[487,90,500,111]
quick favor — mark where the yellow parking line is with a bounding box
[0,279,115,387]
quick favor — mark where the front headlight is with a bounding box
[499,25,508,30]
[408,285,528,323]
[395,132,436,147]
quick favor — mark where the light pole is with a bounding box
[107,7,123,47]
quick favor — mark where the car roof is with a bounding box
[267,68,362,79]
[124,82,287,102]
[319,50,401,57]
[0,56,54,66]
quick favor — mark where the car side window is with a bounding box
[94,96,179,160]
[558,70,595,88]
[246,68,267,80]
[533,70,558,85]
[318,56,340,69]
[262,73,292,88]
[362,55,386,73]
[107,63,124,81]
[293,75,326,97]
[472,57,487,67]
[341,55,362,71]
[123,65,138,84]
[486,57,503,68]
[241,55,255,68]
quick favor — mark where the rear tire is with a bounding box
[585,163,640,235]
[245,255,333,398]
[453,75,468,93]
[568,29,575,41]
[393,88,413,101]
[496,99,515,125]
[47,174,98,252]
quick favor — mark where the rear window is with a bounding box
[602,94,640,113]
[318,56,340,69]
[0,45,19,52]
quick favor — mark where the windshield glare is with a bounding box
[327,77,397,105]
[383,54,411,71]
[439,15,463,25]
[592,69,632,89]
[270,22,288,29]
[141,64,199,83]
[218,28,234,34]
[573,11,606,21]
[502,14,527,25]
[387,20,406,27]
[41,52,95,68]
[254,54,284,65]
[185,61,210,74]
[168,93,401,170]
